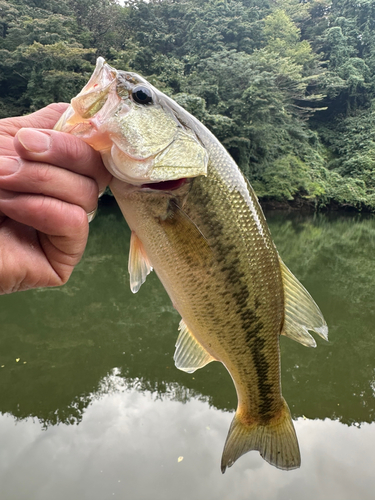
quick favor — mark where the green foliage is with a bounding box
[316,101,375,208]
[1,0,375,210]
[22,42,94,110]
[253,154,324,201]
[1,13,78,51]
[0,40,94,116]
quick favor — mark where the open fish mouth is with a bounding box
[140,178,187,191]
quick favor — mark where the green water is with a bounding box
[0,199,374,499]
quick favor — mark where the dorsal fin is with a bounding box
[174,319,216,373]
[128,231,153,293]
[280,260,328,348]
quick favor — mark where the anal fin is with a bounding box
[128,231,153,293]
[280,259,328,348]
[174,319,215,373]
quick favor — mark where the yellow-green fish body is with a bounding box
[55,58,328,471]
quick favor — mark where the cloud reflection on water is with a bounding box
[0,369,374,500]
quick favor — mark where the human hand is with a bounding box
[0,103,112,294]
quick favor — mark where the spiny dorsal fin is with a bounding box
[174,319,216,373]
[128,231,153,294]
[280,260,328,348]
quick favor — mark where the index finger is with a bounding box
[0,103,69,139]
[14,128,112,194]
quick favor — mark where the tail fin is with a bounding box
[221,398,300,473]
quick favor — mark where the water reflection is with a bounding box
[271,211,375,426]
[0,380,374,500]
[0,199,375,497]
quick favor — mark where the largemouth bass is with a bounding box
[55,58,328,472]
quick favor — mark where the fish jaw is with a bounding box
[70,56,119,120]
[100,144,154,186]
[54,57,122,150]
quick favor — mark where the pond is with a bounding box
[0,198,374,500]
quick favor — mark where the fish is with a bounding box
[55,57,328,472]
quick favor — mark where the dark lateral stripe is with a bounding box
[189,173,280,420]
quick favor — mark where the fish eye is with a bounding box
[132,86,153,105]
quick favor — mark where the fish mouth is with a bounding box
[141,178,187,191]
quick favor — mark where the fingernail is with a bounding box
[17,129,51,153]
[0,157,20,176]
[0,189,15,199]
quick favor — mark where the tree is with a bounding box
[1,0,375,210]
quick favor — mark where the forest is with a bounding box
[1,0,375,211]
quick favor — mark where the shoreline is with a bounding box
[259,196,374,214]
[100,192,373,215]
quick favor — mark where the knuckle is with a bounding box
[46,103,69,114]
[85,177,100,202]
[33,194,54,216]
[59,135,84,164]
[56,132,98,169]
[65,204,89,233]
[74,206,89,228]
[75,175,99,210]
[32,165,54,185]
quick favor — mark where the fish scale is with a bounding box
[55,57,328,472]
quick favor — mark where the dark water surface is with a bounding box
[1,199,374,500]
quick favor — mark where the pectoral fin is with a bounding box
[160,200,214,268]
[174,320,216,373]
[128,231,153,293]
[280,260,328,347]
